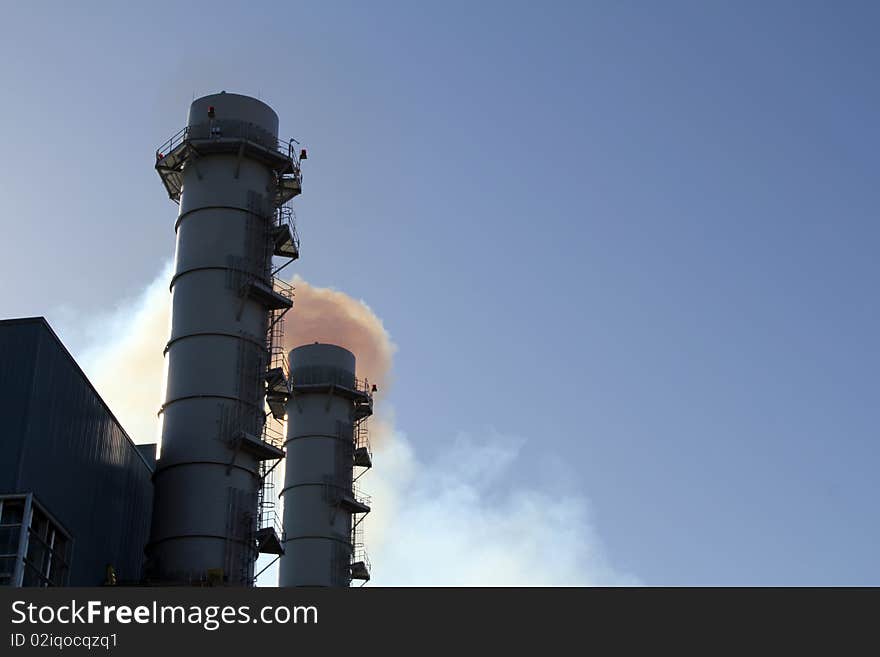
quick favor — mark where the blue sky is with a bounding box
[1,1,878,584]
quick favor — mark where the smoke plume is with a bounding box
[283,275,394,391]
[281,275,396,448]
[67,268,636,586]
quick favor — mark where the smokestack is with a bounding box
[147,92,302,585]
[279,343,374,587]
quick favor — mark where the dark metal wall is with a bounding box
[0,321,37,493]
[0,318,153,585]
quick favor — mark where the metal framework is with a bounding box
[253,210,301,576]
[156,124,303,205]
[0,494,71,588]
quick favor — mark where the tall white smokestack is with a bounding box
[279,343,374,587]
[147,92,301,585]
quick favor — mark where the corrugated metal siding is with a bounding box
[0,319,153,585]
[0,322,38,492]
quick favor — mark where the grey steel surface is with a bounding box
[188,92,279,142]
[279,344,364,587]
[147,93,291,585]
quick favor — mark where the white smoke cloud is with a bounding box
[369,431,637,585]
[68,269,637,586]
[73,262,173,445]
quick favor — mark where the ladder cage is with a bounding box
[257,458,284,539]
[354,417,372,458]
[350,517,371,583]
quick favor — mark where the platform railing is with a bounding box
[258,461,284,538]
[277,205,301,255]
[351,482,371,509]
[156,123,303,173]
[351,518,371,582]
[351,544,370,570]
[261,420,285,451]
[354,417,371,456]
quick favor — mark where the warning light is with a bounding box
[208,106,215,118]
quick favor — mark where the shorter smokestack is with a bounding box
[279,343,374,587]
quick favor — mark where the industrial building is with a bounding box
[0,93,374,587]
[0,317,154,586]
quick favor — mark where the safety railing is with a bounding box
[351,482,371,509]
[261,420,285,451]
[354,417,371,455]
[352,542,370,562]
[258,460,284,538]
[273,276,295,301]
[352,377,376,397]
[351,544,370,572]
[155,126,187,161]
[262,275,293,386]
[350,518,371,583]
[293,366,358,389]
[156,123,303,174]
[277,204,300,255]
[266,313,288,379]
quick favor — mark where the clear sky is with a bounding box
[1,1,878,584]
